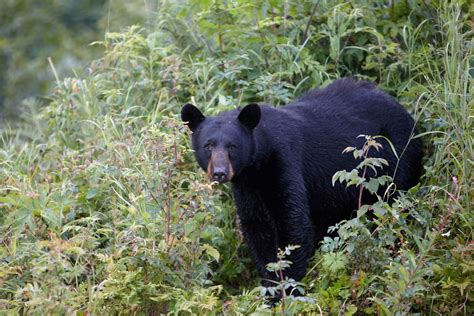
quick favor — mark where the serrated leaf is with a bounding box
[365,179,380,194]
[322,252,348,274]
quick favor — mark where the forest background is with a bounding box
[0,0,472,314]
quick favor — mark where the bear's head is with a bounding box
[181,103,261,183]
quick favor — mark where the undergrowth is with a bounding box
[0,0,472,314]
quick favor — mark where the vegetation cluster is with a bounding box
[0,0,472,314]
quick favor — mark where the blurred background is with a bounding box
[0,0,155,121]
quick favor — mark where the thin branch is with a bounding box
[302,0,321,43]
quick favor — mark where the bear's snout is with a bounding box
[212,168,228,183]
[206,149,234,183]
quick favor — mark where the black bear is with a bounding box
[181,78,422,290]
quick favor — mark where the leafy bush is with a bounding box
[1,0,472,314]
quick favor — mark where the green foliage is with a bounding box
[332,135,393,205]
[262,245,304,300]
[1,0,472,314]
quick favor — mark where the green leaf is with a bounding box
[364,179,380,194]
[322,252,348,274]
[202,244,220,262]
[86,188,98,200]
[346,304,358,316]
[371,201,387,217]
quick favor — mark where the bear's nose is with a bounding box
[213,170,227,182]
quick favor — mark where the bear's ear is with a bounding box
[181,104,205,132]
[238,103,261,130]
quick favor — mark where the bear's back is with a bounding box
[289,79,408,123]
[254,78,421,194]
[261,79,417,151]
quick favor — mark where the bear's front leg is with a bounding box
[275,181,315,285]
[231,184,280,287]
[239,217,279,287]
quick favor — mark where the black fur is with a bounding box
[181,78,422,288]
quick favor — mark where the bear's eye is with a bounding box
[204,143,213,150]
[227,144,236,150]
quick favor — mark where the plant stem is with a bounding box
[358,143,370,209]
[302,0,321,43]
[278,269,286,312]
